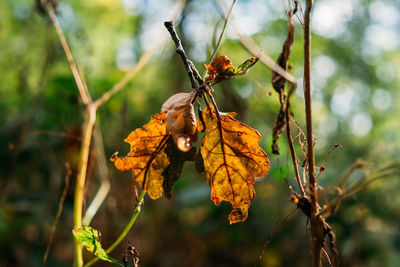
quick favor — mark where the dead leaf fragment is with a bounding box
[122,244,140,267]
[271,11,294,155]
[110,113,170,199]
[205,55,235,81]
[162,137,196,199]
[162,92,197,152]
[200,106,270,223]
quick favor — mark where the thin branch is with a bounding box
[316,144,342,181]
[286,104,305,196]
[207,0,237,65]
[82,122,111,226]
[73,106,97,266]
[303,1,323,266]
[42,163,72,267]
[94,47,156,108]
[164,21,201,89]
[42,0,92,105]
[321,248,333,267]
[339,159,367,190]
[84,190,146,267]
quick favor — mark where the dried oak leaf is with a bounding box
[199,105,270,223]
[161,92,197,152]
[110,113,170,199]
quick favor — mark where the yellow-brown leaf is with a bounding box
[200,106,270,223]
[110,113,170,199]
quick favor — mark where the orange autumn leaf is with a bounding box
[205,55,235,74]
[110,113,170,199]
[199,105,270,224]
[205,55,235,82]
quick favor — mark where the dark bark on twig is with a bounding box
[285,97,305,197]
[303,1,324,266]
[164,21,203,89]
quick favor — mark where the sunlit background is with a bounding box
[1,0,400,266]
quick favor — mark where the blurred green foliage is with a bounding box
[1,0,399,266]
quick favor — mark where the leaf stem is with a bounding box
[84,190,146,267]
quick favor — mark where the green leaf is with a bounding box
[234,56,259,75]
[72,227,123,266]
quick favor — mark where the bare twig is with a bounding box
[302,1,324,266]
[339,159,368,190]
[164,21,202,89]
[316,144,342,181]
[43,163,72,267]
[41,0,91,106]
[286,104,305,196]
[94,47,156,108]
[207,0,237,66]
[82,122,111,226]
[319,163,400,218]
[321,248,333,267]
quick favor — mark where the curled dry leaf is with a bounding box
[161,92,197,152]
[111,113,170,199]
[271,10,294,155]
[205,55,235,82]
[199,105,270,223]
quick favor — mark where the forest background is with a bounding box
[1,0,400,266]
